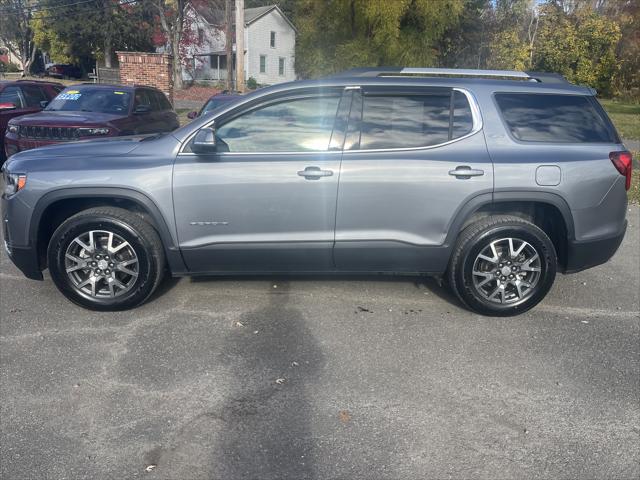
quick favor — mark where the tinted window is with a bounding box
[360,94,451,149]
[134,89,152,109]
[0,86,24,108]
[20,85,48,107]
[47,87,131,113]
[202,98,232,115]
[155,91,172,110]
[452,90,473,138]
[214,95,340,152]
[495,93,616,143]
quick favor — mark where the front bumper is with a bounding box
[564,220,627,273]
[3,241,43,280]
[2,190,43,280]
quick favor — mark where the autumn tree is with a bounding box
[31,0,155,72]
[293,0,466,79]
[0,0,38,74]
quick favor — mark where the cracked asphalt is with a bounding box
[1,206,639,480]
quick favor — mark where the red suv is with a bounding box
[4,84,180,160]
[0,79,63,163]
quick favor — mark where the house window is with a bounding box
[278,57,285,76]
[259,55,266,73]
[197,28,204,44]
[270,31,276,48]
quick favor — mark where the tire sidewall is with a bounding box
[48,215,158,311]
[456,223,557,316]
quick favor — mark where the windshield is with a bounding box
[46,88,132,114]
[201,98,233,115]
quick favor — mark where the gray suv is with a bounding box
[1,68,632,316]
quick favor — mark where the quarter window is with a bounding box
[495,93,617,143]
[214,95,340,152]
[259,55,266,73]
[360,91,473,150]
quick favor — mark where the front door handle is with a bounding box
[298,166,334,180]
[449,166,485,178]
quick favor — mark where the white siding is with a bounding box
[246,10,296,84]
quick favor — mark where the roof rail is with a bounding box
[328,67,568,83]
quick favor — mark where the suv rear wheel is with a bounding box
[448,215,557,316]
[47,207,165,311]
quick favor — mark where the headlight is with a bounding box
[77,127,110,136]
[6,124,18,134]
[3,172,27,196]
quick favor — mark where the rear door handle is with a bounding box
[298,166,334,180]
[449,166,485,178]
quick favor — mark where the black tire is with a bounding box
[47,207,165,311]
[448,215,557,316]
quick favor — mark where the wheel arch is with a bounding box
[446,191,574,271]
[31,187,186,273]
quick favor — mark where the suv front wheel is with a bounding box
[48,207,165,311]
[448,216,557,316]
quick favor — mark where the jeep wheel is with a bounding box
[48,207,165,311]
[448,216,557,316]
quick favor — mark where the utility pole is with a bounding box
[235,0,245,92]
[225,0,233,91]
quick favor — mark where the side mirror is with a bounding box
[134,104,151,114]
[192,127,217,154]
[40,100,49,109]
[187,111,198,119]
[0,102,17,111]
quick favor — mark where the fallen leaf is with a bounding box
[339,410,351,423]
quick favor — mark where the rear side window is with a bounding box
[0,86,24,108]
[359,90,474,150]
[495,93,617,143]
[155,91,172,110]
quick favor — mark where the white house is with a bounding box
[182,3,296,86]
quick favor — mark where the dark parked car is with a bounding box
[187,93,242,119]
[1,68,631,315]
[0,79,64,163]
[45,64,83,79]
[4,84,180,158]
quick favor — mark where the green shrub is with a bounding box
[247,77,258,90]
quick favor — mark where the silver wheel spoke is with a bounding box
[472,237,542,305]
[65,229,139,299]
[473,270,494,288]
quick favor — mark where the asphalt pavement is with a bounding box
[1,207,639,480]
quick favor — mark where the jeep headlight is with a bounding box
[3,172,27,196]
[6,124,18,134]
[77,127,110,136]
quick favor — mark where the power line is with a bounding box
[0,0,101,14]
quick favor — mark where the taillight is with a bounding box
[610,151,633,191]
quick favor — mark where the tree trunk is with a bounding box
[225,0,233,91]
[172,29,183,90]
[104,0,113,68]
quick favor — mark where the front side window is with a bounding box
[259,55,266,73]
[20,85,48,107]
[495,93,617,143]
[214,95,340,152]
[360,92,474,150]
[47,87,131,114]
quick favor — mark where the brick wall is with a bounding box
[116,52,174,104]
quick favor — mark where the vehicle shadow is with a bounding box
[211,281,325,479]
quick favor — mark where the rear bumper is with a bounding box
[564,220,627,273]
